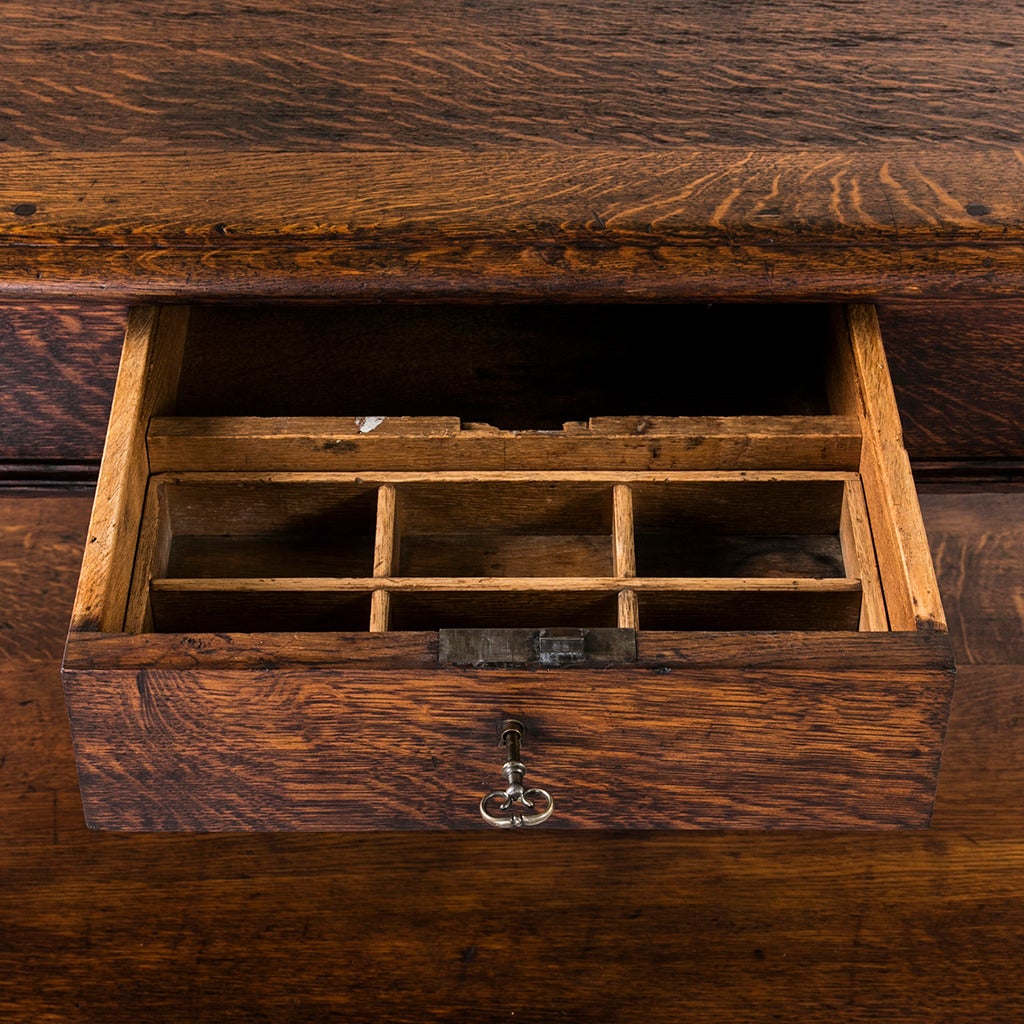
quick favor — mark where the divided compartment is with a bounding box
[132,479,379,633]
[71,300,944,640]
[133,472,878,634]
[629,476,881,631]
[393,481,614,578]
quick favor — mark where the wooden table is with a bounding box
[1,2,1023,1018]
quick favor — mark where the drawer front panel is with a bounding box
[64,635,954,831]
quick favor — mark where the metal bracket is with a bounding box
[438,627,637,668]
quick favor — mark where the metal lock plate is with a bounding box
[438,627,638,668]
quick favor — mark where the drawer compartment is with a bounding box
[62,303,955,831]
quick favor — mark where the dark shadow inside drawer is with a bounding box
[395,481,614,577]
[175,304,833,426]
[632,479,846,578]
[160,480,379,578]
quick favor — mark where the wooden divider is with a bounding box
[146,414,863,474]
[134,471,868,635]
[370,484,397,632]
[613,484,639,630]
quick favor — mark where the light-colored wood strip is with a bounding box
[70,305,190,631]
[369,590,391,633]
[613,482,640,629]
[150,469,862,486]
[151,576,864,595]
[840,479,888,632]
[588,415,861,438]
[613,484,636,578]
[123,479,171,634]
[154,415,461,440]
[828,304,946,631]
[618,588,640,630]
[373,485,398,578]
[369,484,398,632]
[146,415,862,473]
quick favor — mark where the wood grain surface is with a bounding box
[920,491,1024,665]
[2,489,1023,1020]
[62,629,951,830]
[70,307,189,632]
[2,6,1024,296]
[3,1,1022,152]
[0,304,124,464]
[880,301,1024,460]
[3,149,1024,299]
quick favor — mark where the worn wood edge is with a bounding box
[828,306,938,629]
[3,148,1024,299]
[123,477,164,633]
[846,304,948,630]
[148,576,864,594]
[612,484,636,578]
[66,306,189,631]
[147,469,862,485]
[153,415,860,438]
[372,484,397,579]
[147,416,863,473]
[16,455,1021,489]
[368,590,390,634]
[369,484,398,632]
[618,588,640,630]
[840,478,888,631]
[154,416,463,438]
[62,628,956,673]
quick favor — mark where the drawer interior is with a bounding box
[62,301,955,832]
[71,302,946,640]
[175,304,833,424]
[136,475,868,633]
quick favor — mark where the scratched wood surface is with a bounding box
[1,2,1024,297]
[2,489,1023,1020]
[63,635,951,830]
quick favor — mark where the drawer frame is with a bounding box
[62,303,955,831]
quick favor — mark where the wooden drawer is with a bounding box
[61,303,954,831]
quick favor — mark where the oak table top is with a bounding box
[2,1,1024,300]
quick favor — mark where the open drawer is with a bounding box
[62,303,955,830]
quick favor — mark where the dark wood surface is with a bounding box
[879,301,1024,461]
[3,299,1024,476]
[3,489,1023,1019]
[4,149,1024,300]
[5,1,1022,152]
[0,303,124,467]
[3,2,1024,297]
